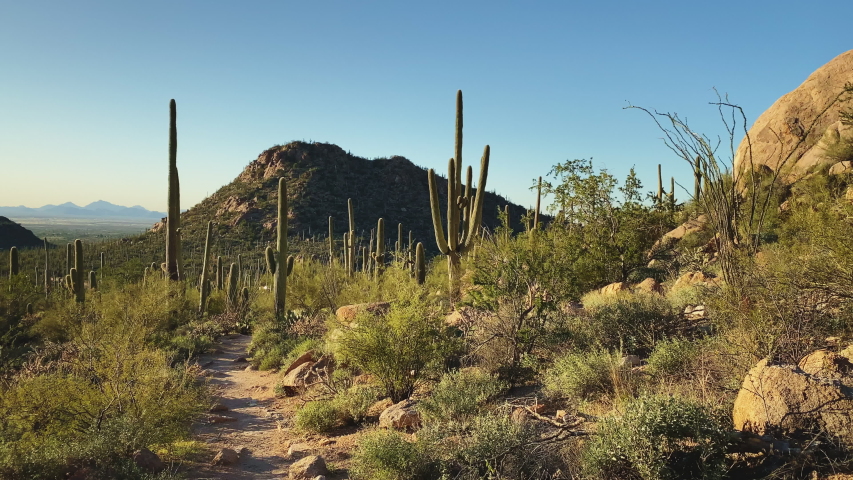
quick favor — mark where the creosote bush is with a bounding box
[418,369,507,425]
[543,349,632,403]
[583,395,729,480]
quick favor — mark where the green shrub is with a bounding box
[350,429,435,480]
[575,291,679,354]
[543,349,628,402]
[333,384,383,424]
[334,291,457,402]
[418,369,507,425]
[583,395,729,480]
[294,400,341,433]
[646,338,701,379]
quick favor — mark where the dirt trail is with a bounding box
[186,334,290,479]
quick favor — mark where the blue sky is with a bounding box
[1,1,851,212]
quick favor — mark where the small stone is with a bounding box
[245,364,257,371]
[319,438,335,446]
[236,445,250,457]
[208,414,237,423]
[287,442,311,459]
[212,448,240,466]
[289,455,328,480]
[209,403,229,412]
[234,356,248,363]
[379,399,421,430]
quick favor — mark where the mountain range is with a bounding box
[0,201,165,220]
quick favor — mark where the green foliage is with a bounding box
[583,395,729,480]
[334,289,457,402]
[646,338,702,379]
[418,369,507,425]
[333,384,382,424]
[543,349,628,402]
[574,291,680,354]
[294,400,341,434]
[350,429,436,480]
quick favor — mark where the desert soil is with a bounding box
[183,334,358,479]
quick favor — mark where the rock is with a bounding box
[830,161,853,175]
[289,455,328,480]
[671,271,720,292]
[245,364,256,371]
[132,448,165,473]
[648,215,708,255]
[279,362,317,395]
[209,403,229,412]
[212,448,240,466]
[352,373,378,385]
[234,356,248,363]
[379,399,422,430]
[208,414,237,423]
[287,442,311,459]
[635,277,663,295]
[236,445,250,457]
[598,281,629,295]
[511,407,530,426]
[621,355,642,367]
[335,302,391,324]
[798,350,853,378]
[319,438,336,446]
[367,398,394,418]
[734,50,853,184]
[732,358,853,442]
[312,476,327,480]
[284,350,316,375]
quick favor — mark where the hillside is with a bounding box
[0,216,43,251]
[170,141,535,253]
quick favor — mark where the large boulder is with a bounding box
[132,448,165,473]
[671,271,720,292]
[732,358,853,442]
[734,50,853,183]
[798,349,853,379]
[279,355,335,395]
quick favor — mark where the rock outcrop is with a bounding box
[734,50,853,183]
[379,399,422,430]
[0,216,43,251]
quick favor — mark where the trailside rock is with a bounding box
[733,50,853,183]
[732,359,853,442]
[379,399,422,430]
[671,271,720,292]
[289,455,328,480]
[598,281,629,296]
[212,448,240,466]
[635,277,663,295]
[335,302,391,324]
[284,350,316,376]
[132,448,165,473]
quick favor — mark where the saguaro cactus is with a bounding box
[199,221,213,314]
[72,239,84,303]
[66,243,73,278]
[9,247,18,278]
[534,176,542,231]
[657,164,663,203]
[347,198,356,276]
[375,218,385,279]
[693,155,703,199]
[226,263,238,309]
[89,270,97,291]
[216,256,223,290]
[44,238,49,297]
[272,178,288,317]
[427,90,490,288]
[328,216,334,265]
[415,242,425,285]
[165,99,181,281]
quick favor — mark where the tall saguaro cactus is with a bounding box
[165,99,181,281]
[272,178,288,317]
[534,176,542,231]
[427,91,490,287]
[375,218,385,279]
[346,198,356,276]
[328,216,334,265]
[9,247,19,279]
[657,164,664,203]
[199,221,213,314]
[71,239,84,303]
[44,238,50,297]
[415,242,425,285]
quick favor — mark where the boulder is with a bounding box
[209,402,229,412]
[830,161,853,175]
[335,302,391,324]
[284,350,316,376]
[621,355,642,368]
[732,359,853,442]
[379,399,422,430]
[598,281,629,296]
[635,277,663,295]
[289,455,328,480]
[798,350,853,379]
[367,398,394,418]
[734,50,853,183]
[671,271,720,292]
[132,448,165,473]
[648,215,708,255]
[212,448,240,466]
[279,362,317,395]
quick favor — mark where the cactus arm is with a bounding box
[463,145,490,249]
[427,168,451,255]
[415,242,425,284]
[447,157,459,252]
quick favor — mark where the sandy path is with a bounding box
[186,334,291,479]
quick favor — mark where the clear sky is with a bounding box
[1,1,851,213]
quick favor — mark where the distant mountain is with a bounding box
[0,216,43,250]
[0,201,165,220]
[163,141,536,254]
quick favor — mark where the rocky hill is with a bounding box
[734,49,853,182]
[171,141,535,254]
[0,216,43,251]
